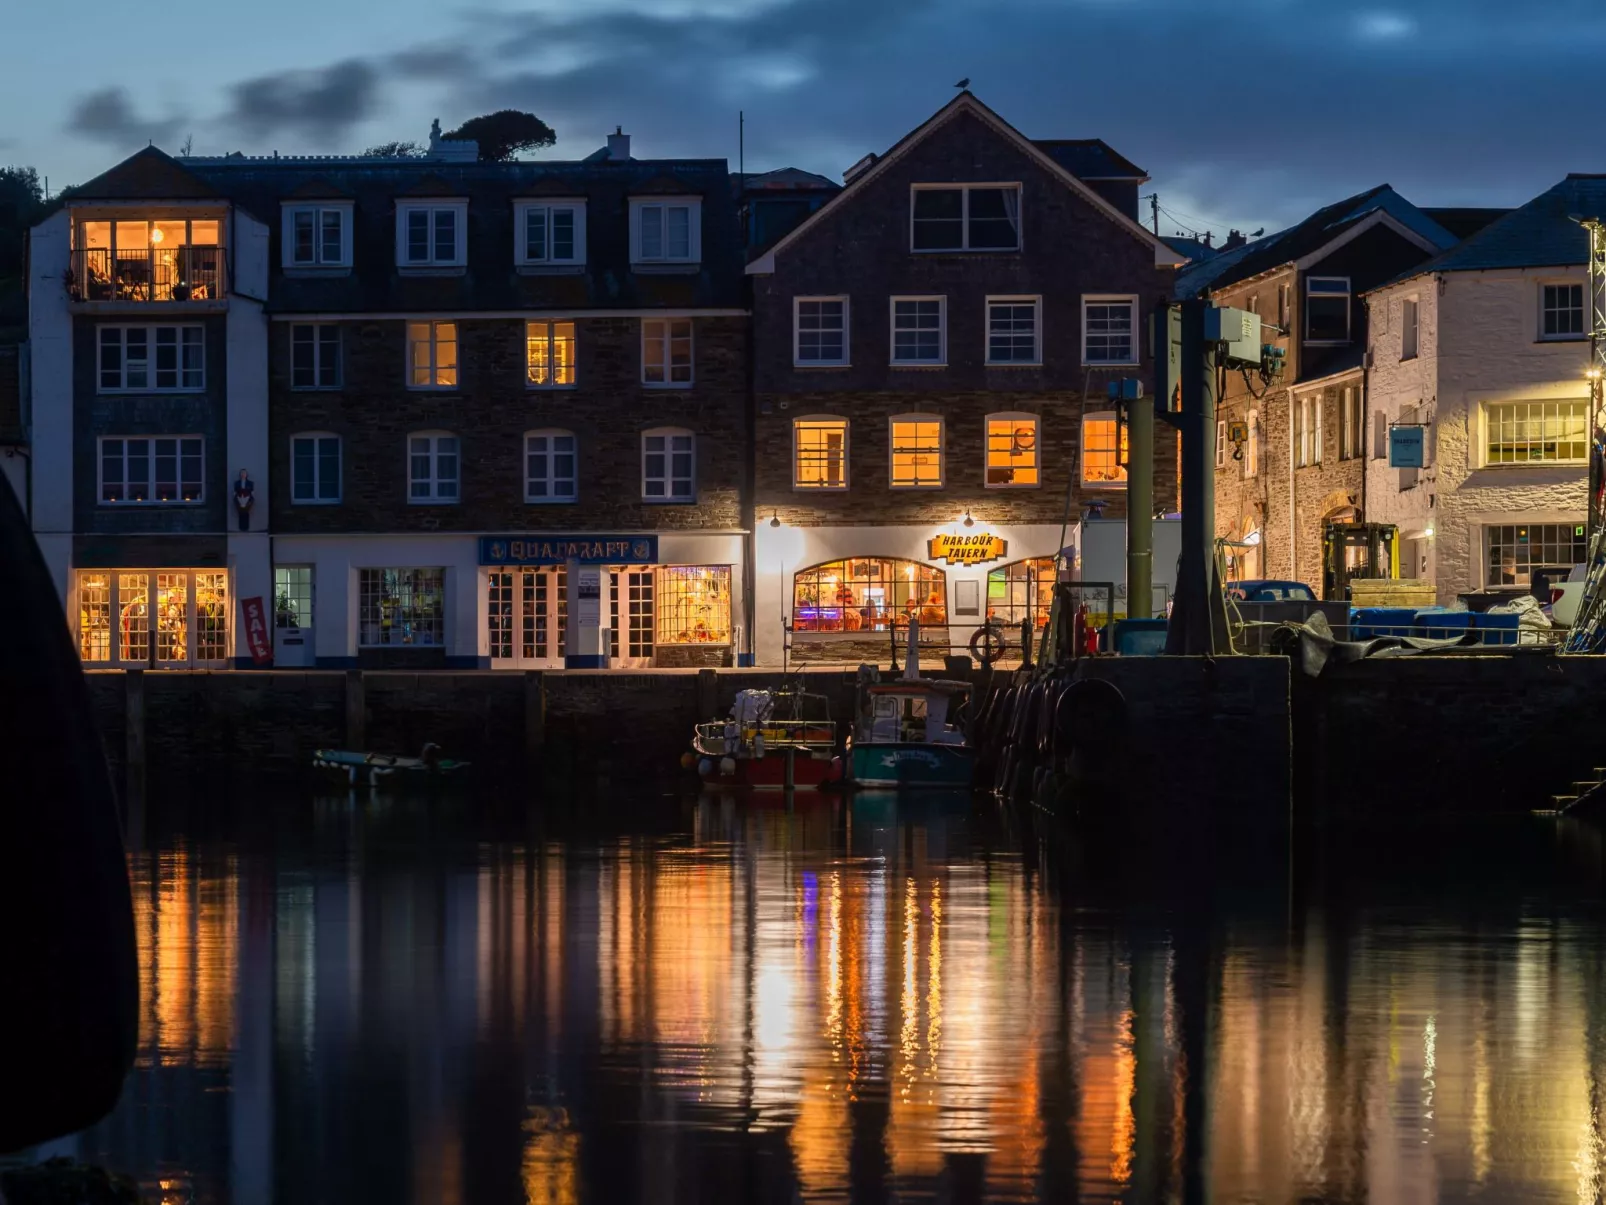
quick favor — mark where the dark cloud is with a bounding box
[65,87,185,150]
[388,44,479,81]
[223,58,379,143]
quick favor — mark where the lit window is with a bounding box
[1082,297,1137,365]
[794,418,848,489]
[76,218,225,301]
[986,558,1058,632]
[274,566,313,629]
[1401,297,1419,360]
[359,568,445,647]
[910,185,1021,251]
[1541,284,1586,340]
[1486,400,1588,464]
[407,321,458,388]
[283,205,349,268]
[1305,276,1351,343]
[986,414,1039,486]
[1081,413,1127,485]
[657,566,732,645]
[98,325,204,391]
[632,199,701,264]
[795,297,849,366]
[792,558,947,632]
[890,416,943,488]
[290,323,341,389]
[891,297,945,365]
[396,203,465,267]
[1485,524,1586,588]
[517,200,585,265]
[987,297,1040,364]
[290,433,341,503]
[526,321,576,387]
[642,318,693,386]
[408,431,459,503]
[525,430,577,502]
[643,428,695,501]
[99,436,204,503]
[75,570,228,666]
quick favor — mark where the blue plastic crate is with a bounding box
[1350,606,1419,640]
[1413,609,1474,638]
[1111,618,1168,656]
[1474,612,1521,645]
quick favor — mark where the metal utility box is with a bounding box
[1067,518,1182,619]
[1205,306,1262,367]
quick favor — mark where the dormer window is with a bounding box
[282,204,351,269]
[396,201,467,268]
[630,198,702,266]
[910,184,1021,252]
[515,199,586,267]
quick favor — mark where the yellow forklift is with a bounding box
[1322,521,1399,600]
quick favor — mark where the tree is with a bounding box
[0,166,44,336]
[361,140,425,158]
[441,111,556,162]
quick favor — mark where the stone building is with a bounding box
[748,91,1185,666]
[31,126,757,669]
[1365,177,1605,603]
[1181,187,1471,595]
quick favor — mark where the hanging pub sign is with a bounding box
[1389,425,1425,468]
[928,533,1008,565]
[479,535,659,566]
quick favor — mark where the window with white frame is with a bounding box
[987,297,1040,365]
[1277,283,1291,331]
[794,418,848,489]
[408,431,459,502]
[631,198,702,264]
[407,321,458,388]
[525,430,577,502]
[1305,277,1351,343]
[1541,284,1586,340]
[290,433,341,504]
[516,200,585,265]
[98,325,204,391]
[1081,413,1126,485]
[396,202,466,267]
[794,297,849,366]
[99,436,204,503]
[283,204,351,268]
[359,568,445,647]
[1486,399,1588,464]
[1340,386,1363,460]
[1215,420,1227,468]
[1401,297,1419,360]
[889,415,943,488]
[1245,410,1260,477]
[1296,395,1323,466]
[290,323,341,389]
[642,318,693,385]
[526,321,576,387]
[1082,296,1137,365]
[986,413,1039,487]
[1485,524,1586,589]
[642,428,695,501]
[910,185,1021,252]
[891,297,946,365]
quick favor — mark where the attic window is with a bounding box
[630,198,702,265]
[1305,276,1351,344]
[910,184,1020,252]
[396,201,467,268]
[516,199,586,267]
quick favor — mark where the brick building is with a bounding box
[1182,187,1468,595]
[31,125,755,669]
[747,92,1184,665]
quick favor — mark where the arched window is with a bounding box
[290,431,341,504]
[986,557,1058,631]
[525,429,577,503]
[793,416,848,489]
[1081,411,1127,485]
[792,558,946,633]
[985,412,1039,487]
[408,430,459,503]
[642,427,695,501]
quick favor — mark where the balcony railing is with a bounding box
[71,246,226,303]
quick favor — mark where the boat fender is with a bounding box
[754,732,765,758]
[698,758,714,777]
[719,757,737,776]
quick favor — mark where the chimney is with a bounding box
[608,126,631,161]
[1222,228,1247,251]
[1203,231,1213,249]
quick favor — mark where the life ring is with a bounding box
[970,624,1007,666]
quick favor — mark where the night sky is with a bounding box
[8,0,1604,237]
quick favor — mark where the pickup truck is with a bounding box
[1550,565,1587,627]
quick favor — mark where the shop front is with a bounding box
[75,568,232,668]
[753,522,1070,667]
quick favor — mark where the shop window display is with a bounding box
[657,566,730,645]
[792,558,947,633]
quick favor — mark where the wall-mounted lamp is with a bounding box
[962,510,975,528]
[1589,367,1603,382]
[1424,526,1435,538]
[769,512,781,528]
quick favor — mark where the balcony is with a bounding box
[70,246,226,304]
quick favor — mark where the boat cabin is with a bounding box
[862,681,970,746]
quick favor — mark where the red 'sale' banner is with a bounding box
[240,596,273,666]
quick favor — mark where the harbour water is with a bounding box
[20,790,1606,1204]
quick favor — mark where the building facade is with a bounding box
[1364,177,1601,602]
[31,127,755,669]
[748,93,1184,666]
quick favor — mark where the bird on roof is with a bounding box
[955,78,970,89]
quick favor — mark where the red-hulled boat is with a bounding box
[690,686,840,790]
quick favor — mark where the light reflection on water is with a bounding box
[28,796,1606,1204]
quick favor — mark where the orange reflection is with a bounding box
[521,1106,580,1205]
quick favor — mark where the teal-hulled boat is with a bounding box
[847,621,975,789]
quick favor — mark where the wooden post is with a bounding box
[697,667,718,723]
[345,669,366,751]
[524,670,546,770]
[125,668,146,806]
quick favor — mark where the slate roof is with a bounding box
[1031,139,1147,180]
[1421,207,1512,240]
[736,167,839,192]
[69,146,222,202]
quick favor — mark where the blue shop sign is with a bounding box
[1389,425,1425,468]
[479,535,659,566]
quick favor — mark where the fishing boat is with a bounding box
[846,620,975,789]
[312,742,470,787]
[690,686,840,790]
